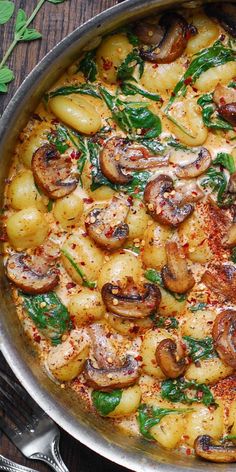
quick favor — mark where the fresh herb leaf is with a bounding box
[138,139,166,154]
[46,83,101,100]
[138,404,191,440]
[0,1,14,25]
[144,269,187,302]
[125,245,140,254]
[183,336,217,362]
[117,50,144,81]
[161,378,216,407]
[228,80,236,89]
[167,137,196,152]
[79,50,97,82]
[0,65,14,92]
[100,87,162,138]
[231,247,236,263]
[23,292,72,345]
[166,41,235,111]
[190,302,207,312]
[92,389,122,416]
[14,8,27,32]
[221,435,236,441]
[19,28,42,41]
[121,170,150,198]
[48,125,69,153]
[197,94,233,131]
[47,0,66,3]
[151,315,179,329]
[201,167,233,207]
[213,152,236,174]
[61,248,96,289]
[121,82,162,101]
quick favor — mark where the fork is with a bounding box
[0,369,69,472]
[0,454,39,472]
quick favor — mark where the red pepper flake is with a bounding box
[186,448,191,456]
[102,57,113,71]
[33,334,41,343]
[83,197,94,204]
[104,227,114,238]
[66,282,76,290]
[71,243,76,249]
[152,63,158,69]
[127,195,133,205]
[184,76,192,86]
[80,261,85,266]
[135,355,143,362]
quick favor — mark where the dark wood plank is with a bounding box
[0,1,130,471]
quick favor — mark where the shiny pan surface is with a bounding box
[0,0,235,470]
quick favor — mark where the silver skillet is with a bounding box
[0,1,234,471]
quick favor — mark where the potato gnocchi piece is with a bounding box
[8,170,46,212]
[97,252,143,290]
[141,329,176,379]
[168,98,208,146]
[186,13,219,56]
[184,402,224,447]
[178,209,213,263]
[107,385,142,417]
[6,207,48,250]
[47,330,90,381]
[181,309,216,339]
[96,34,133,84]
[142,222,172,270]
[195,61,236,92]
[68,288,105,326]
[185,357,233,384]
[141,61,184,93]
[53,193,84,229]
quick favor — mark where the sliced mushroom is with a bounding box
[218,103,236,127]
[88,324,119,369]
[144,175,194,227]
[175,148,211,179]
[85,196,129,250]
[140,13,188,63]
[6,253,59,294]
[205,3,236,37]
[84,355,140,391]
[134,19,164,46]
[202,264,236,303]
[195,435,236,463]
[100,137,168,185]
[161,242,195,294]
[213,84,236,107]
[32,144,78,199]
[101,278,161,318]
[212,310,236,368]
[156,338,187,378]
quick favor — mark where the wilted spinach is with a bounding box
[79,50,97,82]
[183,336,217,362]
[161,378,216,407]
[117,50,144,81]
[197,94,233,130]
[138,404,191,440]
[121,82,162,101]
[45,83,101,100]
[92,389,122,415]
[23,292,72,345]
[212,152,236,174]
[144,269,187,302]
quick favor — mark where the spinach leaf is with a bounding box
[89,141,150,198]
[47,199,53,212]
[222,435,236,441]
[201,167,233,207]
[166,41,235,111]
[92,389,122,416]
[100,87,162,138]
[23,292,72,345]
[228,80,236,89]
[138,404,191,440]
[127,31,139,47]
[190,302,207,312]
[121,82,162,101]
[117,50,144,81]
[183,336,217,362]
[166,138,194,152]
[231,247,236,263]
[212,152,236,174]
[138,139,166,154]
[161,378,216,407]
[151,315,179,329]
[61,248,96,289]
[48,125,69,153]
[197,94,233,131]
[124,245,140,254]
[45,83,101,100]
[79,50,97,82]
[144,269,187,302]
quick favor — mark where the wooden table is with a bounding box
[0,1,129,471]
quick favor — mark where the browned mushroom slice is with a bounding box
[205,3,236,37]
[218,103,236,127]
[100,138,168,185]
[140,13,188,63]
[6,253,59,294]
[213,84,236,107]
[144,175,194,227]
[195,435,236,463]
[212,310,236,368]
[161,242,195,294]
[175,148,211,179]
[156,339,187,378]
[84,355,140,391]
[202,264,236,303]
[85,196,129,250]
[32,144,78,199]
[101,279,161,318]
[135,19,164,46]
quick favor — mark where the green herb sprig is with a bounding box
[0,0,66,93]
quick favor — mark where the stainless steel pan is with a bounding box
[0,1,234,470]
